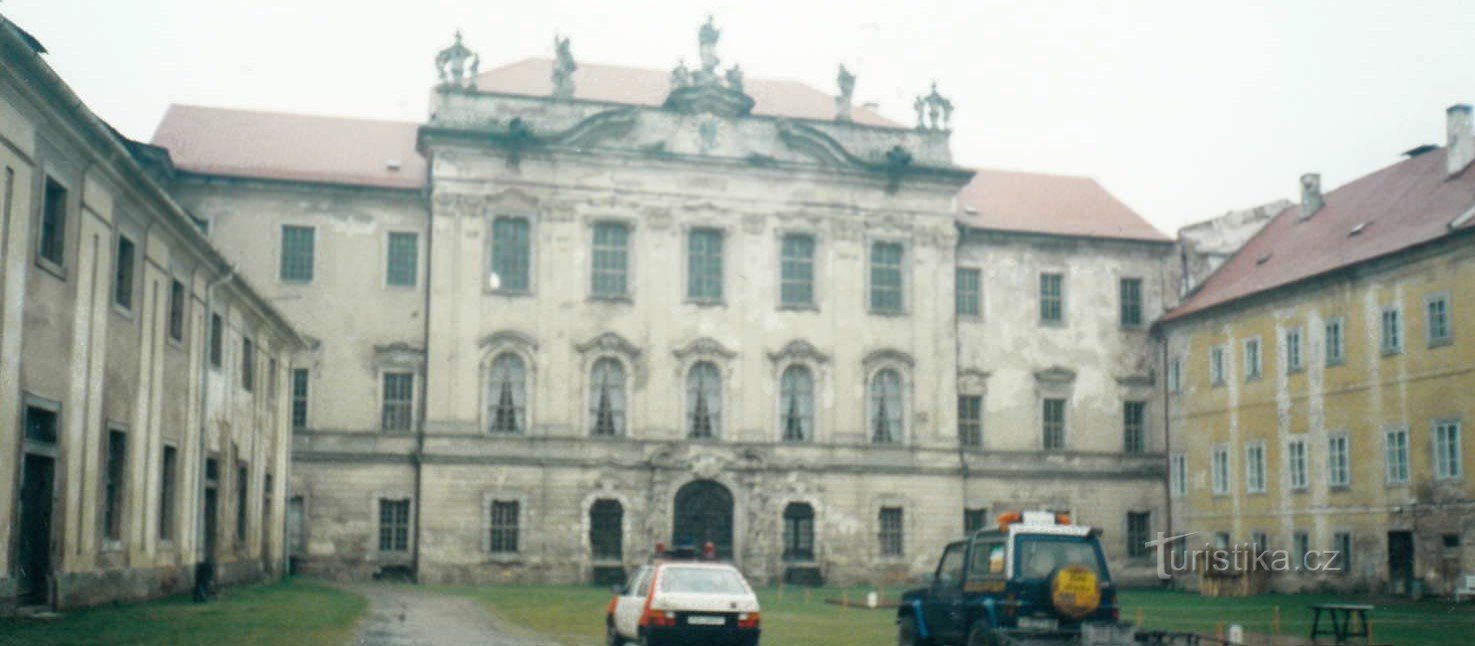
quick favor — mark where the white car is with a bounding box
[607,560,762,646]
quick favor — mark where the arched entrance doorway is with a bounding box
[672,480,733,558]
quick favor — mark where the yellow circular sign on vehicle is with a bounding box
[1050,565,1100,620]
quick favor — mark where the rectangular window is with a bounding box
[1243,338,1261,380]
[1325,318,1345,365]
[267,358,278,401]
[491,217,532,292]
[956,267,982,317]
[236,465,249,543]
[1288,439,1308,490]
[1039,273,1064,324]
[386,232,419,287]
[209,313,224,369]
[1042,398,1066,450]
[591,222,630,298]
[1385,428,1409,484]
[381,372,414,432]
[241,337,255,392]
[958,395,983,448]
[1334,532,1353,571]
[1292,532,1309,568]
[104,429,128,541]
[160,446,177,541]
[38,177,67,265]
[878,507,904,556]
[1427,293,1451,345]
[168,279,186,342]
[113,235,136,310]
[490,500,520,553]
[291,368,310,430]
[1328,434,1350,487]
[964,508,989,534]
[25,405,58,444]
[1212,444,1230,495]
[378,499,410,553]
[1381,307,1402,354]
[1171,453,1187,496]
[1123,401,1146,454]
[1210,346,1226,385]
[1119,278,1143,327]
[279,225,315,282]
[1434,419,1463,479]
[1246,442,1266,493]
[687,228,723,302]
[869,242,904,313]
[1168,358,1182,393]
[780,233,815,308]
[1126,512,1151,558]
[1285,327,1302,372]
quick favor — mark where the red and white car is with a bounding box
[606,559,761,646]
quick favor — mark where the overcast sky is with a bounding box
[6,0,1474,232]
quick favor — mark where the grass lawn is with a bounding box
[0,578,367,646]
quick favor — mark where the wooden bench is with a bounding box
[1455,574,1475,602]
[1310,603,1373,643]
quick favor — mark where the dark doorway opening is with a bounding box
[672,480,733,558]
[18,453,56,606]
[1388,530,1414,595]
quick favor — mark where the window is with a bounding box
[1427,293,1451,345]
[160,446,178,541]
[1328,434,1350,487]
[236,464,249,543]
[878,507,904,556]
[1243,338,1261,380]
[279,225,314,282]
[780,234,815,308]
[964,508,990,534]
[779,365,814,442]
[104,429,128,541]
[1288,439,1308,490]
[491,216,531,292]
[956,268,982,317]
[38,177,67,266]
[958,394,983,448]
[686,228,723,302]
[209,313,223,369]
[1252,532,1268,551]
[1292,532,1310,568]
[168,279,186,342]
[378,499,410,553]
[591,222,629,298]
[869,369,904,444]
[25,405,59,444]
[1444,534,1461,549]
[1042,398,1066,450]
[1126,512,1151,558]
[590,499,623,560]
[1325,318,1345,365]
[1210,346,1226,385]
[1170,453,1187,496]
[381,372,415,432]
[291,368,310,430]
[1384,428,1410,484]
[386,232,419,287]
[1435,419,1463,479]
[1285,327,1302,372]
[487,354,527,434]
[686,362,722,439]
[1119,278,1143,327]
[1168,358,1182,393]
[1211,444,1230,495]
[489,500,520,553]
[241,337,255,392]
[589,358,626,437]
[783,503,815,561]
[1246,442,1266,493]
[1334,532,1353,571]
[1039,273,1064,324]
[1381,307,1401,354]
[869,242,904,313]
[113,235,136,310]
[1123,401,1146,453]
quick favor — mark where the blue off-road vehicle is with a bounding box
[898,511,1146,645]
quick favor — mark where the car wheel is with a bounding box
[965,621,1000,646]
[897,614,930,646]
[605,621,622,646]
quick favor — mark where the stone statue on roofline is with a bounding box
[670,60,692,90]
[915,81,953,131]
[552,34,577,99]
[725,65,744,94]
[435,30,480,91]
[835,64,856,122]
[699,15,721,74]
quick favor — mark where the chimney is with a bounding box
[1447,104,1474,177]
[1299,173,1323,220]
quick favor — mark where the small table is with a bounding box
[1310,603,1373,643]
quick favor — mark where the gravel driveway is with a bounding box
[345,583,561,646]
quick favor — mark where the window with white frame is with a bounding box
[1285,327,1303,372]
[779,365,814,442]
[1427,293,1451,345]
[1042,398,1066,450]
[291,368,310,430]
[487,353,527,434]
[1381,307,1402,354]
[1119,278,1143,327]
[869,242,904,313]
[780,233,815,308]
[1385,427,1410,484]
[1210,346,1226,385]
[591,222,629,298]
[1334,532,1353,571]
[878,507,904,556]
[1434,419,1462,479]
[491,216,532,292]
[686,361,722,439]
[956,267,982,317]
[958,394,983,448]
[1292,531,1309,567]
[1288,438,1308,490]
[1243,338,1261,380]
[378,499,410,553]
[489,500,519,553]
[687,228,723,303]
[1123,401,1146,453]
[279,225,314,282]
[589,358,626,437]
[1328,434,1350,487]
[386,232,419,287]
[381,372,414,432]
[1170,453,1187,496]
[1245,442,1266,493]
[1211,444,1230,495]
[1039,273,1064,324]
[869,368,905,444]
[1168,357,1182,393]
[1325,317,1345,365]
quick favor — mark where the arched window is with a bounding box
[686,362,722,439]
[487,353,526,434]
[779,365,814,442]
[589,358,626,437]
[783,502,815,562]
[868,368,903,444]
[589,499,623,561]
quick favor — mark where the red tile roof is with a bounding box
[1163,149,1475,322]
[151,105,424,190]
[955,168,1170,242]
[476,58,901,129]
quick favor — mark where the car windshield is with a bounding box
[658,567,749,595]
[1016,538,1104,580]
